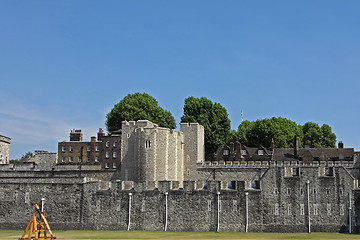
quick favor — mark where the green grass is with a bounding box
[3,230,360,240]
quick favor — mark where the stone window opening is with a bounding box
[274,203,279,215]
[300,188,304,197]
[327,203,331,216]
[258,149,264,155]
[313,204,318,215]
[287,203,291,215]
[325,167,334,176]
[233,200,238,212]
[286,188,291,196]
[127,133,130,138]
[141,201,146,212]
[326,188,330,195]
[292,168,300,176]
[145,140,151,148]
[208,200,212,212]
[340,204,345,216]
[241,150,247,155]
[339,188,343,196]
[300,204,305,215]
[223,149,229,156]
[273,188,279,196]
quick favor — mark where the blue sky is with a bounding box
[1,1,360,159]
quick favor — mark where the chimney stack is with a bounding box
[70,129,83,141]
[97,128,105,141]
[338,141,344,149]
[294,136,299,158]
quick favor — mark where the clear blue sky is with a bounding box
[1,1,360,159]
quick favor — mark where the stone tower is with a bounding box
[0,135,11,164]
[180,123,205,180]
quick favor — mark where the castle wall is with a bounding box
[0,166,356,232]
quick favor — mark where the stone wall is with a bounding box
[0,166,356,232]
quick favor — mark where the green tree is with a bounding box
[236,117,303,148]
[302,122,323,148]
[181,96,231,161]
[106,92,176,132]
[321,124,336,148]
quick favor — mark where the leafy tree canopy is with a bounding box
[181,96,231,160]
[106,92,176,132]
[234,117,336,149]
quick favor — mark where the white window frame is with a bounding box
[61,157,65,163]
[241,150,247,155]
[223,149,229,156]
[113,162,116,168]
[96,145,100,152]
[69,146,74,152]
[258,149,264,155]
[95,156,99,163]
[87,145,90,152]
[105,162,109,169]
[113,141,117,147]
[86,157,90,163]
[69,156,73,163]
[106,151,109,158]
[113,151,117,158]
[106,141,110,147]
[61,146,66,152]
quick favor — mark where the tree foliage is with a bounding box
[235,117,303,148]
[106,92,176,132]
[181,96,231,161]
[234,118,336,148]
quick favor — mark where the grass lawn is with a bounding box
[3,230,360,240]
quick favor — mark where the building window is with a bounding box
[287,203,291,215]
[233,200,238,212]
[300,204,305,215]
[127,133,130,138]
[327,203,331,216]
[219,200,222,212]
[69,146,74,152]
[113,141,117,147]
[258,149,264,155]
[87,145,90,152]
[300,188,304,197]
[313,188,317,197]
[223,149,229,156]
[87,157,90,163]
[69,156,73,163]
[145,140,151,148]
[113,162,116,169]
[61,146,66,152]
[313,204,318,215]
[78,156,82,162]
[141,201,146,212]
[113,151,117,158]
[106,151,109,158]
[292,168,300,176]
[0,154,3,160]
[339,188,343,196]
[105,162,109,169]
[95,156,99,163]
[273,188,279,196]
[208,200,212,212]
[96,145,100,152]
[61,157,65,163]
[106,141,110,147]
[286,188,291,196]
[326,188,330,195]
[340,204,345,216]
[274,203,279,215]
[241,150,247,155]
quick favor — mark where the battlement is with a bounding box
[0,135,11,144]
